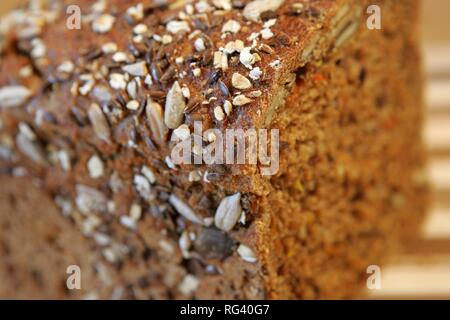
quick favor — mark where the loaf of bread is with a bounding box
[0,0,427,299]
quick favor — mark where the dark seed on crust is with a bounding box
[155,46,166,61]
[38,110,58,124]
[204,171,223,182]
[115,92,128,108]
[208,69,222,85]
[158,59,169,70]
[232,0,245,9]
[201,50,213,67]
[160,12,178,25]
[260,10,277,21]
[201,35,214,49]
[185,55,201,64]
[193,228,234,259]
[218,80,230,96]
[106,62,123,72]
[136,123,157,151]
[144,1,169,15]
[70,107,88,126]
[258,43,275,55]
[128,43,143,57]
[185,99,201,114]
[148,89,166,99]
[192,18,209,31]
[160,65,177,83]
[305,6,321,19]
[150,63,162,82]
[276,33,292,47]
[289,3,304,15]
[114,116,136,146]
[145,51,153,66]
[210,15,225,28]
[82,46,103,61]
[137,98,147,115]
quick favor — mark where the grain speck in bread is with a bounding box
[0,0,427,299]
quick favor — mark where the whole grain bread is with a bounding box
[0,0,427,299]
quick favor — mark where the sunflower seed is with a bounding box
[102,42,118,54]
[194,38,206,52]
[213,106,225,121]
[126,3,144,21]
[134,174,155,202]
[239,47,255,69]
[16,132,46,165]
[224,40,244,54]
[18,122,36,140]
[122,61,148,77]
[166,20,190,34]
[192,68,201,77]
[126,100,140,111]
[243,0,285,22]
[213,0,232,10]
[88,103,111,142]
[112,52,128,63]
[87,155,104,178]
[75,185,108,214]
[249,67,262,80]
[213,51,228,71]
[109,171,124,192]
[188,170,202,182]
[290,3,304,15]
[237,244,257,263]
[179,231,192,258]
[141,165,156,184]
[57,61,75,74]
[165,81,186,129]
[92,14,115,33]
[178,274,199,295]
[162,34,173,44]
[133,23,148,35]
[120,216,137,230]
[109,73,127,90]
[259,43,274,54]
[223,100,233,115]
[172,124,191,141]
[222,19,241,33]
[181,87,190,99]
[169,194,204,225]
[146,97,168,145]
[232,73,252,90]
[0,85,32,109]
[261,28,274,39]
[232,94,252,106]
[58,150,71,171]
[214,193,242,232]
[246,90,261,99]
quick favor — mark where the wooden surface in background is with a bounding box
[1,0,449,300]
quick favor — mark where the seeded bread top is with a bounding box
[0,0,359,181]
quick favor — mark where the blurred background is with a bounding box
[0,0,449,299]
[372,0,450,299]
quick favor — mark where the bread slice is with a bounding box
[0,0,427,299]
